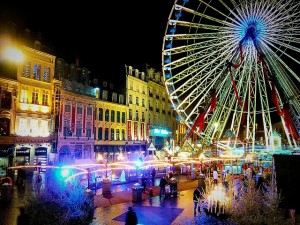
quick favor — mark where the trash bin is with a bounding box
[169,177,178,197]
[198,174,206,193]
[1,183,13,202]
[102,178,112,195]
[132,183,143,202]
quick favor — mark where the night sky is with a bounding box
[0,0,174,82]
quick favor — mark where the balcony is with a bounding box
[19,102,50,113]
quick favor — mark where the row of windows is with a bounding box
[128,95,146,106]
[63,127,127,140]
[63,127,92,137]
[97,128,125,140]
[128,109,145,121]
[64,105,93,115]
[22,61,51,83]
[20,89,49,105]
[98,108,126,123]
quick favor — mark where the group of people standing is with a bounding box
[140,167,156,193]
[159,171,177,197]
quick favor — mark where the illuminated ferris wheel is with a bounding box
[162,0,300,151]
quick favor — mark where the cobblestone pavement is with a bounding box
[91,189,231,225]
[2,174,299,225]
[92,175,233,225]
[0,184,29,225]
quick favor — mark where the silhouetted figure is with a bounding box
[151,167,156,181]
[17,206,30,225]
[159,176,168,197]
[141,174,147,193]
[125,206,138,225]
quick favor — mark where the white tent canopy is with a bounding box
[147,143,156,151]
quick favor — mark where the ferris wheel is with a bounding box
[162,0,300,151]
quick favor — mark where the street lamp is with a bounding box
[2,45,24,62]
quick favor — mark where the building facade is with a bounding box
[0,77,18,175]
[125,65,175,155]
[13,46,55,170]
[146,67,174,151]
[125,66,149,154]
[54,58,97,164]
[94,93,127,162]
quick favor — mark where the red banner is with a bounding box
[141,123,144,140]
[127,121,131,141]
[83,107,86,133]
[146,123,150,140]
[59,103,63,132]
[134,122,138,140]
[71,105,76,133]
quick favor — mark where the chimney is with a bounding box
[34,32,42,50]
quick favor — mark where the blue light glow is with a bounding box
[238,16,265,46]
[61,168,70,177]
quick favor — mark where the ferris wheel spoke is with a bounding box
[165,41,235,83]
[263,38,300,66]
[180,5,235,27]
[164,46,235,83]
[170,19,231,32]
[264,52,300,100]
[266,37,300,54]
[267,36,300,49]
[165,37,235,69]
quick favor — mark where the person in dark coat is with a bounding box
[159,176,168,197]
[193,186,202,216]
[125,206,138,225]
[141,174,147,193]
[151,168,156,182]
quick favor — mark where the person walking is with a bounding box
[151,167,156,182]
[193,186,203,216]
[141,174,147,193]
[159,176,167,197]
[125,206,138,225]
[213,169,218,184]
[35,172,42,194]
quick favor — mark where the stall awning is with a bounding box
[147,143,156,151]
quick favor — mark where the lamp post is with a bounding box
[97,154,111,195]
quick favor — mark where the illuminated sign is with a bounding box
[150,128,171,137]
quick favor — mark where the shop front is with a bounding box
[34,147,48,173]
[58,139,95,164]
[15,147,31,165]
[125,141,147,160]
[0,145,14,176]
